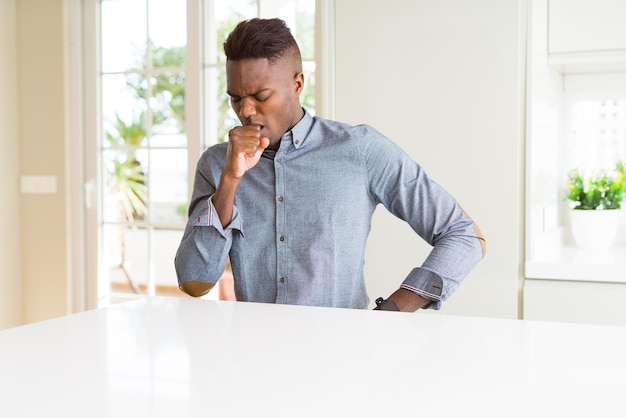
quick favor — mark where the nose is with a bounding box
[239,96,257,119]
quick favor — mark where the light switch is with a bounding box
[20,175,58,195]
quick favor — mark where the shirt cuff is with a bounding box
[206,195,243,237]
[401,268,445,310]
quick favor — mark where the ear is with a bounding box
[293,72,304,96]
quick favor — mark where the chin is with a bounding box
[268,139,281,150]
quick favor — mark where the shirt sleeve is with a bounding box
[174,149,243,288]
[360,125,484,310]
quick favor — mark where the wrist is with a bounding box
[374,297,400,311]
[379,288,431,312]
[220,170,243,184]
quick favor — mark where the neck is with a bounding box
[268,140,281,151]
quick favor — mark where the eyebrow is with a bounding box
[226,88,271,98]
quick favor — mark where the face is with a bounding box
[226,57,304,146]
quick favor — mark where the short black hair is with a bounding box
[224,18,301,64]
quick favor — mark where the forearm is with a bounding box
[212,173,241,228]
[399,232,483,310]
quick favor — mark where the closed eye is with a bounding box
[227,90,271,103]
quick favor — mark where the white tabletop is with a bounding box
[1,297,625,417]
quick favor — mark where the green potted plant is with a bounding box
[565,162,625,249]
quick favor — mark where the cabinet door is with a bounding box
[549,0,626,54]
[524,279,626,326]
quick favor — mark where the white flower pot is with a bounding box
[570,209,620,249]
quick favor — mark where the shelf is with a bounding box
[526,226,626,284]
[548,50,626,74]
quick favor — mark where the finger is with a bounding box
[243,138,267,158]
[229,125,261,141]
[240,124,262,136]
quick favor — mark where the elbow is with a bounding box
[174,256,218,297]
[468,217,486,258]
[180,280,216,297]
[473,222,486,258]
[458,204,486,257]
[478,236,487,258]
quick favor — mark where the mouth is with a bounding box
[248,122,265,132]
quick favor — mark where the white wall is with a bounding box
[0,0,23,329]
[335,0,526,318]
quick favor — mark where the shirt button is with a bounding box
[279,236,285,242]
[279,277,285,283]
[276,157,283,163]
[278,196,284,202]
[295,139,300,145]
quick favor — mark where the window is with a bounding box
[525,0,626,282]
[89,0,319,306]
[564,76,626,172]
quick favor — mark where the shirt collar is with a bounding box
[286,107,314,150]
[262,108,314,159]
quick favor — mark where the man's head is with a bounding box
[224,18,305,146]
[224,18,302,66]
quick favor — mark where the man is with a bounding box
[175,18,486,312]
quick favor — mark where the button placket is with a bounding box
[274,148,287,300]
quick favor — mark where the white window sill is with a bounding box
[525,225,626,284]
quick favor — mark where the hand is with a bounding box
[375,288,431,312]
[213,125,269,228]
[224,125,270,180]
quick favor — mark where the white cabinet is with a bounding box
[524,279,626,326]
[549,0,626,54]
[548,0,626,73]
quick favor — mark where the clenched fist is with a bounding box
[224,124,270,180]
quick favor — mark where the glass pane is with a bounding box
[203,66,239,148]
[302,61,315,115]
[295,0,315,60]
[569,100,626,171]
[103,223,149,295]
[152,229,183,291]
[150,70,186,136]
[205,0,257,64]
[149,0,187,49]
[102,74,148,148]
[150,133,187,148]
[149,149,188,225]
[102,149,149,224]
[101,0,147,73]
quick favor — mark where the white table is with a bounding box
[1,297,625,417]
